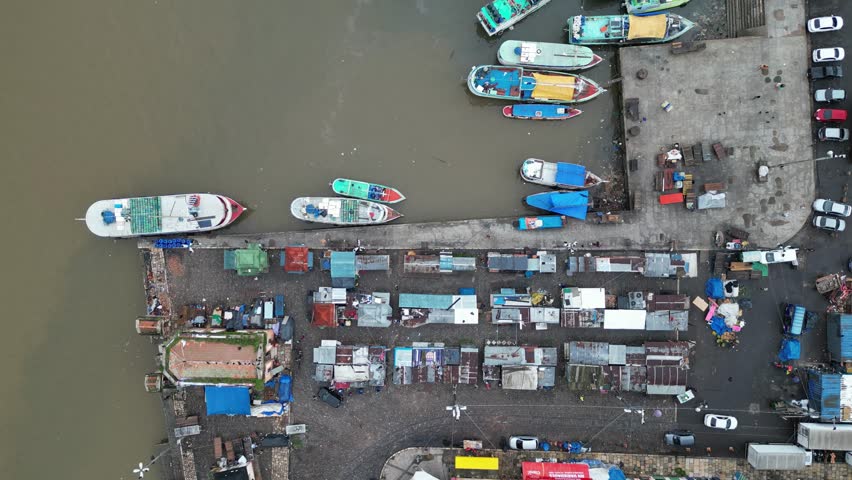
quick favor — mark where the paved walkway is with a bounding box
[380,447,851,480]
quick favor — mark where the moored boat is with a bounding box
[477,0,551,37]
[525,191,589,219]
[468,66,604,104]
[84,194,246,238]
[517,215,566,230]
[497,41,603,71]
[520,158,605,189]
[290,197,402,226]
[503,104,582,120]
[625,0,691,15]
[331,178,405,204]
[567,14,695,45]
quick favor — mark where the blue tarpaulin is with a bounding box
[278,375,294,403]
[205,386,251,416]
[525,191,589,220]
[709,316,731,335]
[704,277,724,299]
[778,338,801,362]
[555,162,586,187]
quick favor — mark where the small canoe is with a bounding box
[290,197,402,226]
[525,191,589,220]
[331,178,405,204]
[476,0,552,37]
[84,193,245,238]
[568,14,695,46]
[503,104,582,121]
[468,65,605,104]
[498,41,603,71]
[520,159,606,189]
[517,215,566,230]
[626,0,691,15]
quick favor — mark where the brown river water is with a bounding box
[0,0,701,478]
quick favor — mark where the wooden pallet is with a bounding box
[730,262,754,271]
[704,182,726,192]
[683,144,697,166]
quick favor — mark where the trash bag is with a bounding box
[739,297,753,309]
[704,277,724,299]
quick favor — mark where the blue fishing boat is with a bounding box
[517,215,566,230]
[468,66,604,104]
[520,159,605,189]
[503,104,582,121]
[525,191,589,219]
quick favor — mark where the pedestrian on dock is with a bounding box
[775,82,785,89]
[759,64,768,71]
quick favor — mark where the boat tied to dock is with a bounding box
[525,191,590,219]
[84,193,245,238]
[290,197,402,226]
[625,0,691,16]
[468,66,604,104]
[476,0,551,37]
[568,14,695,45]
[520,159,605,189]
[497,41,603,71]
[331,178,405,204]
[503,104,582,121]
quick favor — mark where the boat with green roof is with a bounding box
[85,193,245,238]
[568,14,695,46]
[498,41,603,71]
[477,0,551,37]
[331,178,405,204]
[625,0,691,16]
[290,197,402,226]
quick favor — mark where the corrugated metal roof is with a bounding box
[502,365,539,390]
[839,314,852,359]
[645,311,689,331]
[355,255,389,271]
[538,253,557,273]
[609,344,627,365]
[530,307,559,324]
[330,251,356,279]
[284,246,309,272]
[313,346,337,365]
[747,444,807,470]
[311,303,337,328]
[646,366,687,391]
[487,252,529,271]
[399,293,456,309]
[566,341,610,365]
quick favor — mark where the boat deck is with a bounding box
[574,16,627,42]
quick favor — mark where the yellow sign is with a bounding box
[454,456,499,470]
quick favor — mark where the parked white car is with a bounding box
[808,16,844,33]
[813,199,852,217]
[813,47,845,62]
[815,88,847,103]
[813,215,847,232]
[508,436,539,450]
[704,414,738,430]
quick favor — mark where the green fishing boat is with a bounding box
[625,0,691,16]
[331,178,406,204]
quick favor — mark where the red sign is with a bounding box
[522,462,590,480]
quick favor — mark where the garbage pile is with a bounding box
[701,278,747,348]
[816,273,850,313]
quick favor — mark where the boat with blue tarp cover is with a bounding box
[331,178,405,204]
[525,191,589,219]
[476,0,551,37]
[84,193,245,238]
[517,215,566,230]
[468,66,604,104]
[625,0,691,15]
[498,41,602,71]
[568,14,695,45]
[290,197,402,226]
[520,158,605,189]
[503,104,582,121]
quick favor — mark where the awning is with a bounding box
[627,14,667,40]
[531,73,575,102]
[555,162,586,187]
[205,386,251,416]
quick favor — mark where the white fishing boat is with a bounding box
[290,197,402,226]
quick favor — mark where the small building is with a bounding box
[323,251,390,288]
[567,255,644,275]
[392,343,479,385]
[807,370,852,423]
[487,251,557,274]
[603,309,646,330]
[224,243,269,276]
[644,252,698,278]
[399,293,479,326]
[312,340,386,388]
[161,330,275,387]
[828,313,852,369]
[562,287,606,310]
[403,252,476,274]
[490,288,559,327]
[566,253,698,278]
[482,345,557,390]
[310,287,392,327]
[282,246,312,273]
[645,342,691,395]
[136,316,164,335]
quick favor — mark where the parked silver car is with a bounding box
[815,88,847,102]
[813,215,847,232]
[818,127,850,141]
[664,430,695,446]
[813,199,852,217]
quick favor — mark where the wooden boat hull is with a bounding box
[503,104,581,120]
[85,193,245,238]
[567,14,696,45]
[525,191,589,220]
[468,65,605,104]
[520,159,606,189]
[331,178,406,204]
[497,41,603,71]
[517,215,566,230]
[290,197,402,226]
[625,0,691,15]
[477,0,552,37]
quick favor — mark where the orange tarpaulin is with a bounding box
[531,73,576,102]
[627,14,667,40]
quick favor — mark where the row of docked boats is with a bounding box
[290,179,405,227]
[476,0,692,37]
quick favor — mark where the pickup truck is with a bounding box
[809,65,844,80]
[742,248,799,266]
